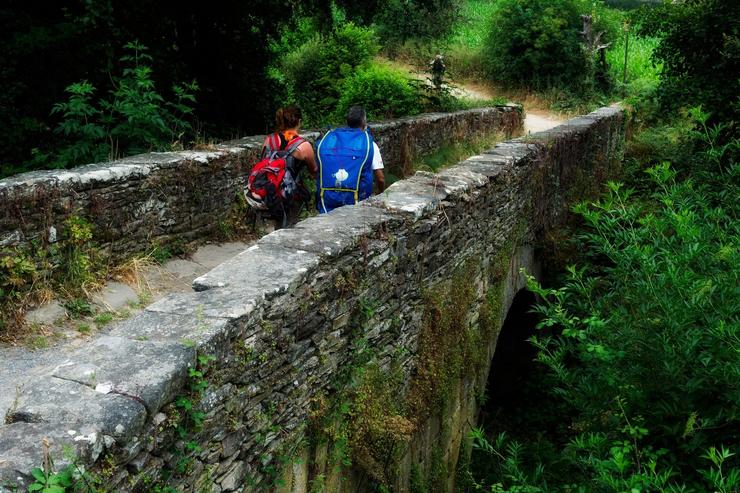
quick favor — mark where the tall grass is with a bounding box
[449,0,499,48]
[606,33,661,93]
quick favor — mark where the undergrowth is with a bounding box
[462,107,740,491]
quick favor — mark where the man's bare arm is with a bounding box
[374,169,385,194]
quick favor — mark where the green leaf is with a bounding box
[30,468,46,483]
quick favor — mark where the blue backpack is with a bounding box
[315,128,375,214]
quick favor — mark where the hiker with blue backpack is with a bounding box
[245,105,317,228]
[315,106,385,214]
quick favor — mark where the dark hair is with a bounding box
[346,106,367,129]
[276,105,302,131]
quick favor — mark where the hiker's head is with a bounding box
[346,106,367,130]
[276,105,302,131]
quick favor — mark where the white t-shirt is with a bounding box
[372,142,384,170]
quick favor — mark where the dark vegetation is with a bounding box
[0,0,464,177]
[453,1,740,491]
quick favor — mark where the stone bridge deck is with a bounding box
[0,106,625,492]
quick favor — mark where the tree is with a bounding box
[637,0,740,123]
[0,0,296,176]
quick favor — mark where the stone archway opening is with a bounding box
[479,289,543,428]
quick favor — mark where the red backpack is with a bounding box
[244,134,305,217]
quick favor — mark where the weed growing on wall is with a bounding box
[0,215,104,341]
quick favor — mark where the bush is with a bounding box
[334,64,421,122]
[482,0,620,90]
[375,0,462,49]
[482,0,587,89]
[277,23,379,125]
[526,165,740,489]
[37,41,198,169]
[636,0,740,124]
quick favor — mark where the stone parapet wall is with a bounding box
[0,107,624,493]
[0,107,521,259]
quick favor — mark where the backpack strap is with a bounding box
[284,136,305,156]
[262,133,281,158]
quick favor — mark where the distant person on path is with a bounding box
[315,106,385,214]
[245,104,317,227]
[430,54,446,90]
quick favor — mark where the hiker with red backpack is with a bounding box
[315,106,385,214]
[245,105,317,228]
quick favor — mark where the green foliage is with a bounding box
[0,1,296,176]
[334,64,421,122]
[375,0,463,48]
[58,216,97,293]
[524,166,738,489]
[0,249,38,304]
[480,0,622,93]
[26,442,105,493]
[28,466,73,493]
[49,82,108,168]
[63,298,93,320]
[465,430,546,492]
[93,312,113,327]
[0,215,103,339]
[41,41,198,169]
[276,23,379,126]
[636,0,740,123]
[448,0,499,49]
[482,0,587,90]
[175,353,215,438]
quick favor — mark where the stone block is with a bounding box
[24,301,66,326]
[258,204,397,258]
[92,281,138,311]
[192,243,320,292]
[50,335,195,414]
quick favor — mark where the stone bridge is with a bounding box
[0,106,625,492]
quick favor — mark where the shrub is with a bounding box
[482,0,587,89]
[482,0,620,91]
[277,23,379,125]
[375,0,463,48]
[334,64,421,122]
[635,0,740,124]
[526,165,740,489]
[42,41,198,169]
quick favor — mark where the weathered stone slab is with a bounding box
[366,174,450,218]
[109,310,231,348]
[24,300,66,326]
[92,281,138,311]
[0,422,103,487]
[192,243,320,291]
[6,377,146,442]
[257,204,398,257]
[50,336,195,414]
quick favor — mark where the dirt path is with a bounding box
[382,58,565,134]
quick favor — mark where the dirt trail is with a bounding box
[383,58,565,134]
[447,82,565,134]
